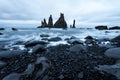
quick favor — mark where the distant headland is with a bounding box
[37,13,76,29]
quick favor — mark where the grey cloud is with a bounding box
[0,0,120,26]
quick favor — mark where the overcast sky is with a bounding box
[0,0,120,26]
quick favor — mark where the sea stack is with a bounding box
[54,13,67,29]
[48,15,54,28]
[73,20,75,28]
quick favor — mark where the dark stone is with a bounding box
[67,39,83,45]
[109,26,120,30]
[48,37,62,42]
[0,32,3,35]
[0,50,27,59]
[32,45,46,54]
[111,35,120,47]
[69,44,86,52]
[85,36,94,40]
[95,25,108,30]
[48,15,54,28]
[0,61,7,69]
[0,28,5,30]
[54,13,67,29]
[40,34,49,37]
[12,28,18,31]
[73,19,76,28]
[25,41,48,47]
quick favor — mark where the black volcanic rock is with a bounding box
[0,28,5,30]
[48,15,53,28]
[38,19,48,28]
[12,28,18,31]
[54,13,67,29]
[111,35,120,47]
[73,20,76,28]
[95,25,108,30]
[0,32,3,35]
[25,41,48,47]
[48,37,62,42]
[109,26,120,30]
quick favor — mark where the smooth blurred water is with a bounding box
[0,27,120,45]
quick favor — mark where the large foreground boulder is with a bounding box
[95,25,108,30]
[0,61,7,68]
[104,47,120,59]
[0,32,3,35]
[97,63,120,79]
[0,50,27,59]
[54,13,67,29]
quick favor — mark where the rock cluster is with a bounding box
[38,13,67,29]
[1,34,120,80]
[95,25,120,30]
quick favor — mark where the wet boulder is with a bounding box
[67,39,83,45]
[0,50,27,59]
[48,37,62,42]
[0,61,7,69]
[69,44,86,52]
[2,64,35,80]
[85,36,97,45]
[95,25,108,30]
[54,13,67,29]
[25,41,48,47]
[32,45,46,54]
[104,47,120,59]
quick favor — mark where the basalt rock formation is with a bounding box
[38,19,48,28]
[109,26,120,30]
[38,13,68,29]
[70,20,76,28]
[95,25,108,30]
[48,15,54,28]
[54,13,67,29]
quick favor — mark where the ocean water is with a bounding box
[0,27,120,50]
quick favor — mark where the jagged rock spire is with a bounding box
[73,19,75,28]
[54,13,67,29]
[48,15,53,28]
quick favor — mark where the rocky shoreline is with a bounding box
[0,34,120,80]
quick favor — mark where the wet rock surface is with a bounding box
[25,41,48,47]
[1,35,120,80]
[95,25,108,30]
[48,37,62,42]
